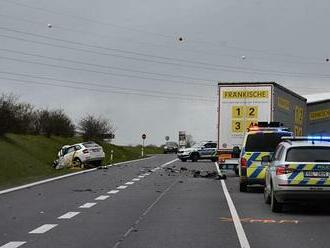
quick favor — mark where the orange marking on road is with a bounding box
[220,217,299,224]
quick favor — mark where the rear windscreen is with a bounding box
[83,142,98,148]
[245,132,291,152]
[286,147,330,162]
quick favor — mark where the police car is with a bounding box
[264,136,330,212]
[239,123,292,192]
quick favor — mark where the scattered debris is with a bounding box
[72,189,93,192]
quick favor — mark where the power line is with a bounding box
[0,13,323,66]
[0,27,329,78]
[0,48,214,83]
[1,36,330,80]
[1,26,328,76]
[0,70,216,100]
[0,76,216,103]
[0,0,323,62]
[0,55,217,87]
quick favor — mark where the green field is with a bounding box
[0,134,162,189]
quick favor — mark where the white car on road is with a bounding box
[57,141,105,168]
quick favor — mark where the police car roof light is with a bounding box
[282,136,330,142]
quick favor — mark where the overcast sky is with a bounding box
[0,0,329,145]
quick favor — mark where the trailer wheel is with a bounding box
[234,167,239,176]
[239,181,247,192]
[191,153,199,162]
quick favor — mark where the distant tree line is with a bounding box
[0,93,115,141]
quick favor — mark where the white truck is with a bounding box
[217,82,307,173]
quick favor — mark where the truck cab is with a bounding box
[239,123,292,192]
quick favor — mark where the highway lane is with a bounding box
[4,154,330,248]
[0,155,239,248]
[225,171,330,248]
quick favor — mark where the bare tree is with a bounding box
[78,114,115,141]
[36,109,75,137]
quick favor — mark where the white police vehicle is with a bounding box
[263,136,330,212]
[177,141,217,162]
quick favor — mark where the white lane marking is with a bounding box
[125,182,134,185]
[220,180,250,248]
[215,162,221,175]
[58,212,80,219]
[160,158,179,168]
[112,179,178,248]
[144,173,151,176]
[0,156,155,195]
[79,202,97,208]
[132,178,140,181]
[95,195,110,200]
[117,186,127,189]
[108,190,119,194]
[138,175,145,178]
[0,242,26,248]
[29,224,57,234]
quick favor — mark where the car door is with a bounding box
[200,143,217,157]
[63,146,76,167]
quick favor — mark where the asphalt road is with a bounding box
[1,155,330,248]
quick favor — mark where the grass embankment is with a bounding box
[0,134,162,189]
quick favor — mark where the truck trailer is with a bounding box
[217,82,307,170]
[307,99,330,135]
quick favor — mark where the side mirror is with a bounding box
[261,155,271,166]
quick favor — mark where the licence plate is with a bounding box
[304,171,330,178]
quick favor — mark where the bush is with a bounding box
[78,114,115,141]
[37,109,75,137]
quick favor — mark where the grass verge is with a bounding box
[0,134,161,190]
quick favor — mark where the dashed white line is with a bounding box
[138,175,145,178]
[132,178,140,181]
[95,195,110,200]
[117,185,128,189]
[108,190,119,194]
[58,212,80,219]
[79,202,97,208]
[29,224,57,234]
[144,173,151,176]
[125,182,134,185]
[0,242,26,248]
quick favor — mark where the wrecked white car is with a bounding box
[52,141,105,169]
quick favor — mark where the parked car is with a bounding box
[56,141,105,168]
[264,136,330,212]
[163,142,179,154]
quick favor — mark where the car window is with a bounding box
[204,143,217,148]
[274,145,284,161]
[245,132,291,152]
[83,142,98,148]
[286,147,330,162]
[66,146,76,154]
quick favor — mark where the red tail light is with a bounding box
[276,165,294,175]
[83,149,89,154]
[241,157,247,168]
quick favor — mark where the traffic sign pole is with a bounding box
[141,134,146,157]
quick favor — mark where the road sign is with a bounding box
[165,136,169,141]
[142,134,146,140]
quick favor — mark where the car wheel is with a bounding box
[239,180,247,192]
[180,158,187,162]
[264,186,271,204]
[271,187,282,212]
[191,153,199,162]
[73,158,83,168]
[234,167,239,176]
